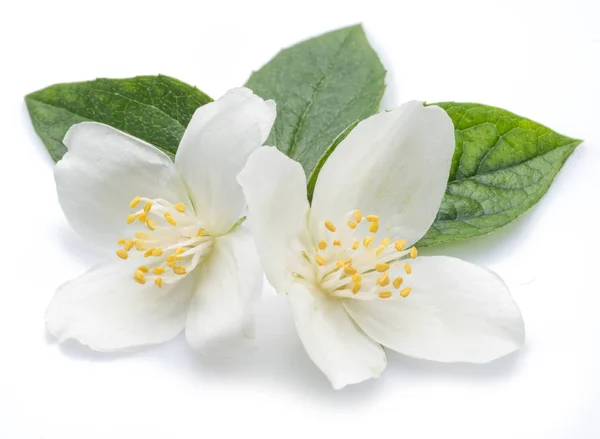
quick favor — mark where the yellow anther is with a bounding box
[152,267,165,275]
[404,263,412,274]
[393,276,404,289]
[394,239,407,252]
[366,215,379,222]
[377,272,390,286]
[146,219,157,231]
[369,222,379,233]
[333,240,341,246]
[379,291,392,299]
[143,201,153,213]
[152,248,163,257]
[144,248,155,258]
[167,259,177,268]
[316,255,326,266]
[116,249,129,260]
[138,266,149,273]
[117,238,126,245]
[381,237,391,246]
[344,265,357,276]
[196,228,205,237]
[134,240,146,251]
[133,271,146,285]
[175,247,185,255]
[318,240,328,250]
[352,240,359,250]
[173,266,187,275]
[154,278,164,288]
[336,260,345,269]
[352,273,362,282]
[352,282,361,294]
[166,255,177,263]
[126,214,137,224]
[344,258,353,265]
[375,262,390,272]
[400,287,412,298]
[410,247,418,259]
[375,245,385,257]
[348,221,357,229]
[363,236,374,248]
[138,213,148,223]
[135,232,149,239]
[324,220,336,232]
[124,240,134,251]
[129,196,141,208]
[353,210,362,223]
[174,203,186,213]
[163,212,176,226]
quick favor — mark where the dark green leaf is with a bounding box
[419,102,581,247]
[245,24,386,178]
[25,75,212,161]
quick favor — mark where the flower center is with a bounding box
[115,196,214,287]
[295,210,417,300]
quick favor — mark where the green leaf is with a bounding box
[25,75,212,161]
[245,24,386,179]
[418,102,581,247]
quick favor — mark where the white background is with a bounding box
[1,0,599,437]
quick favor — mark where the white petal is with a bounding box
[56,122,191,250]
[175,88,276,236]
[288,283,386,389]
[311,102,455,246]
[344,256,525,363]
[46,260,196,351]
[185,226,263,355]
[238,147,311,293]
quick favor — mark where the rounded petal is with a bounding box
[238,147,311,293]
[344,256,525,363]
[288,283,387,389]
[56,122,191,250]
[46,260,196,351]
[175,88,276,235]
[185,226,263,356]
[311,102,455,246]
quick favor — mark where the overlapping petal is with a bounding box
[56,122,191,250]
[311,102,455,246]
[175,88,276,236]
[288,283,387,389]
[46,260,197,351]
[238,147,312,293]
[344,256,525,363]
[185,227,263,355]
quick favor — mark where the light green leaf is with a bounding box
[25,75,212,161]
[418,102,581,247]
[245,24,386,178]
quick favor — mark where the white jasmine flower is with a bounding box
[46,88,276,354]
[238,101,525,389]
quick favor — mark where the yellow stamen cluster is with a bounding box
[115,196,211,287]
[310,209,418,300]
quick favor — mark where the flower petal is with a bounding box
[55,122,191,250]
[288,283,387,389]
[238,147,311,293]
[311,102,455,246]
[344,256,525,363]
[175,88,276,235]
[46,260,196,351]
[185,226,263,355]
